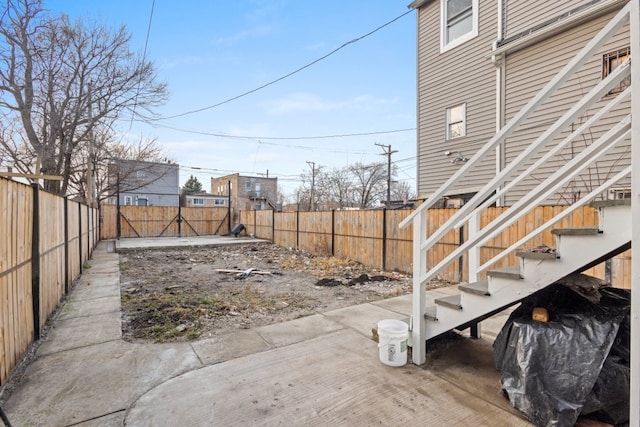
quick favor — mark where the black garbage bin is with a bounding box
[231,223,245,237]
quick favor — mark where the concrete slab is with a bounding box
[115,235,268,251]
[370,294,412,314]
[3,341,201,427]
[70,410,125,427]
[69,279,121,301]
[256,313,345,347]
[57,295,121,320]
[37,311,122,356]
[125,329,531,426]
[190,329,272,365]
[425,334,523,419]
[322,302,407,338]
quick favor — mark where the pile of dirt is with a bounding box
[119,242,413,342]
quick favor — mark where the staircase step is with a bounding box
[551,226,600,236]
[424,305,438,321]
[590,199,631,208]
[516,250,558,260]
[487,266,522,280]
[434,294,462,310]
[458,280,490,295]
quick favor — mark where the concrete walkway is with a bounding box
[0,240,531,426]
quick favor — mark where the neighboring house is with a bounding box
[106,159,180,207]
[409,0,631,206]
[182,192,228,207]
[210,173,279,212]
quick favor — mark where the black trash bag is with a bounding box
[493,282,630,427]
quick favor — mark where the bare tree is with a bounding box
[390,180,415,203]
[349,162,386,208]
[290,161,388,210]
[0,0,168,196]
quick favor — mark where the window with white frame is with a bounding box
[602,47,631,95]
[245,181,251,192]
[446,103,466,140]
[124,196,133,205]
[192,197,205,206]
[440,0,478,52]
[214,198,226,206]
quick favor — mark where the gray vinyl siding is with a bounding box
[416,0,498,198]
[502,9,631,206]
[504,0,593,37]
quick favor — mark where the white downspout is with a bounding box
[494,0,506,207]
[629,0,639,425]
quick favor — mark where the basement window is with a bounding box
[602,47,631,95]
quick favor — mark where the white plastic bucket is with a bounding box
[377,319,409,367]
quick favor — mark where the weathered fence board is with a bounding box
[238,205,631,288]
[1,178,97,386]
[100,205,229,239]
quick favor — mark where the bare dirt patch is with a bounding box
[119,242,414,342]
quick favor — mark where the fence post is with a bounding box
[64,196,69,294]
[78,202,83,273]
[331,209,335,256]
[296,210,300,249]
[86,205,90,257]
[116,172,121,240]
[254,209,257,237]
[177,203,182,237]
[30,183,41,340]
[272,209,275,242]
[382,209,387,271]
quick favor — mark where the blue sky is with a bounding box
[47,1,417,198]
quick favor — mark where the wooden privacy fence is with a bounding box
[240,206,631,288]
[100,205,230,240]
[0,178,99,386]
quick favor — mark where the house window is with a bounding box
[245,181,252,192]
[124,196,133,205]
[137,197,148,206]
[441,0,478,52]
[192,197,205,206]
[214,198,226,206]
[446,104,466,139]
[610,188,631,200]
[602,47,631,95]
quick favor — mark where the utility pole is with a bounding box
[306,161,316,211]
[376,143,398,209]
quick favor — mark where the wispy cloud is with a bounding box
[266,93,399,115]
[212,25,276,46]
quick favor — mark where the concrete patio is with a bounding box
[0,238,531,426]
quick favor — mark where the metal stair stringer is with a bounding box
[423,202,631,342]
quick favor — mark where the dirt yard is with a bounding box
[119,242,415,342]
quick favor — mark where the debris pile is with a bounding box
[494,274,630,426]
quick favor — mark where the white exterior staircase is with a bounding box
[424,200,631,341]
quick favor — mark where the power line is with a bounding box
[128,0,156,133]
[149,9,413,121]
[148,122,415,141]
